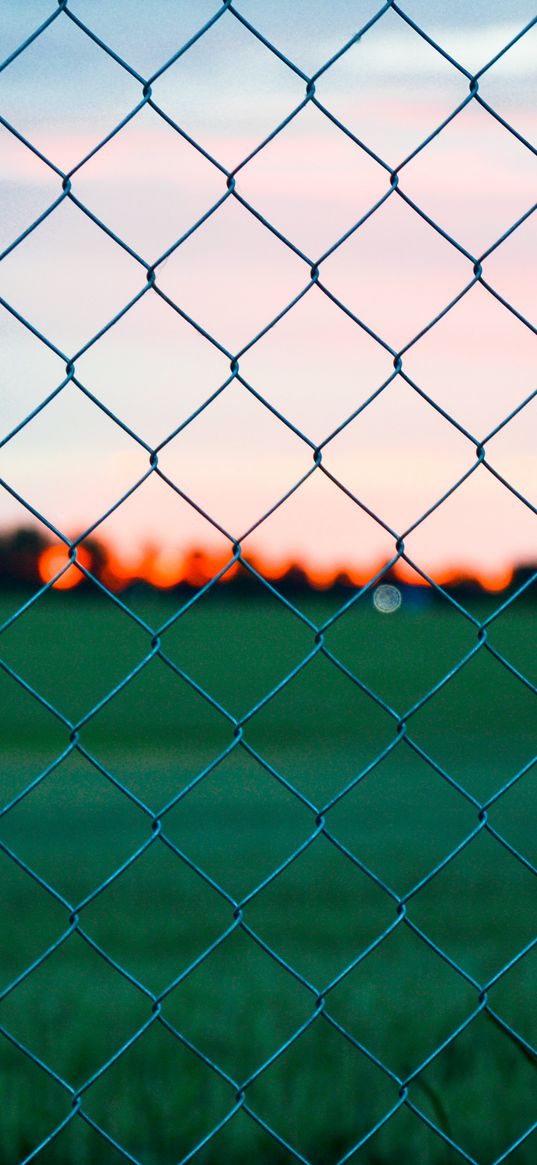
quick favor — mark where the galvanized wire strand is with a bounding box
[1,2,536,1162]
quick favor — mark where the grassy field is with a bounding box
[0,585,536,1165]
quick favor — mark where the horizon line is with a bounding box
[1,527,535,597]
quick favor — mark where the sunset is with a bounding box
[1,4,536,1165]
[1,1,536,580]
[31,535,518,595]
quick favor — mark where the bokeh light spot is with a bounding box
[373,584,402,613]
[38,544,91,590]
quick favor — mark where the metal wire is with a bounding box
[1,2,536,1162]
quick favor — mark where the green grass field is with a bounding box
[1,586,536,1165]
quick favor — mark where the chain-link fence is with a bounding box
[1,3,536,1163]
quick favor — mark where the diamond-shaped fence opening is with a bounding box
[1,3,536,1164]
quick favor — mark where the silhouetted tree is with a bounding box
[0,527,49,587]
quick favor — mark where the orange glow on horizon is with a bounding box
[393,559,516,594]
[38,545,92,589]
[34,538,525,596]
[101,547,240,591]
[477,565,514,593]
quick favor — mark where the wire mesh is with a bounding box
[1,2,536,1162]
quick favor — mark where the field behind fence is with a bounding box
[1,3,536,1164]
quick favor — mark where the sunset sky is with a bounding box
[1,0,536,583]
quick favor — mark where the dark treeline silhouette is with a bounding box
[0,526,534,601]
[0,527,46,587]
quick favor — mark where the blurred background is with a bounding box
[1,3,536,1164]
